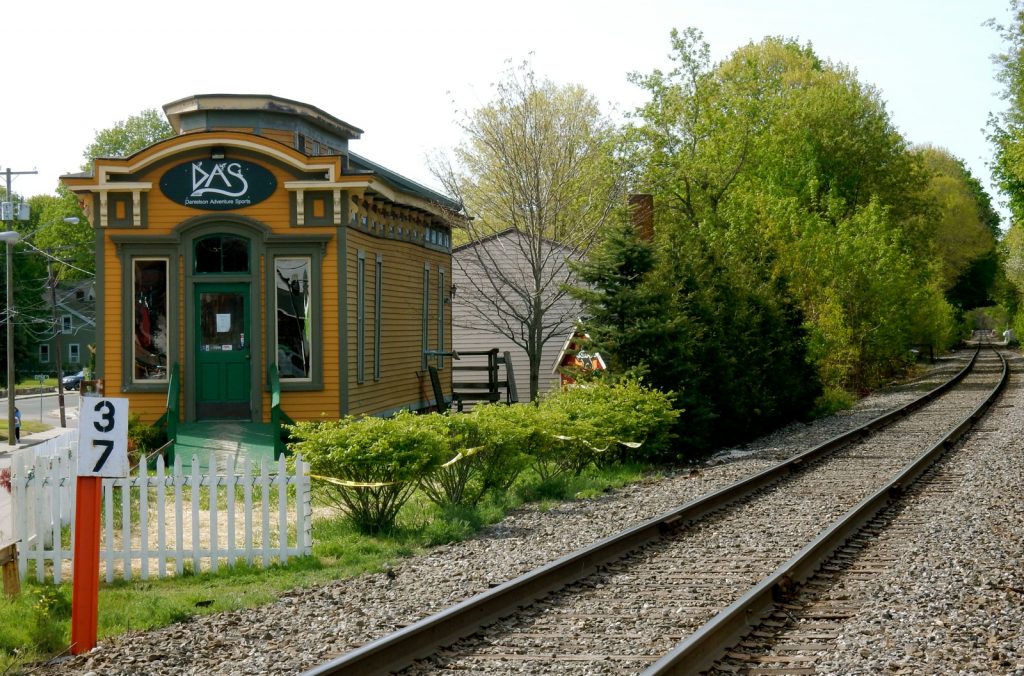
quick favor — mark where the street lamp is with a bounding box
[0,230,20,445]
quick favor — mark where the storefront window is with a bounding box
[134,259,169,381]
[275,257,312,380]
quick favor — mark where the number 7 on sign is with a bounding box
[77,398,130,478]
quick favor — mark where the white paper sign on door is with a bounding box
[216,313,231,333]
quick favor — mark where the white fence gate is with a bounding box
[11,436,312,583]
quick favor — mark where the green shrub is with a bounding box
[465,404,533,493]
[541,379,680,466]
[29,584,71,654]
[810,387,855,418]
[127,413,167,467]
[488,402,572,482]
[418,413,488,508]
[289,411,447,533]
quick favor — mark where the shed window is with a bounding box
[133,258,169,381]
[274,257,312,381]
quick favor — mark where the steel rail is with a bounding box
[302,347,982,676]
[643,346,1008,675]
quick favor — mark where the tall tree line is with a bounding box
[572,31,997,456]
[445,32,999,457]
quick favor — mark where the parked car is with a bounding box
[62,370,85,390]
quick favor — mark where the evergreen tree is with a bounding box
[569,219,681,388]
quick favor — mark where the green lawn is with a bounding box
[0,419,50,442]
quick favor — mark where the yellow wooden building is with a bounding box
[62,94,460,426]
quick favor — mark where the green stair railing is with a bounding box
[270,364,295,459]
[154,363,180,465]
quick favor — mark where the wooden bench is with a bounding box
[429,348,518,413]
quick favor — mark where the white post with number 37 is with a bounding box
[72,396,129,654]
[77,397,130,477]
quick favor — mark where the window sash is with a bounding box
[357,251,366,385]
[274,256,313,382]
[421,264,430,370]
[437,268,445,369]
[132,258,169,383]
[374,255,382,382]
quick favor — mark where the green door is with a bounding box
[194,283,251,420]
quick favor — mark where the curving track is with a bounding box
[305,346,1008,675]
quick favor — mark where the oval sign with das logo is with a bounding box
[160,159,277,210]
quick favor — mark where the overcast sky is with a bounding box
[1,0,1014,221]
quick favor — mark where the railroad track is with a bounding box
[304,346,1007,676]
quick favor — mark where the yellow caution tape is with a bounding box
[551,434,642,453]
[309,473,400,488]
[440,446,484,468]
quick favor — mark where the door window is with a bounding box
[195,235,249,274]
[200,292,247,352]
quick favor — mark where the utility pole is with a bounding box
[48,259,67,427]
[2,166,36,445]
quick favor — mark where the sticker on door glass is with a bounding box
[216,313,231,332]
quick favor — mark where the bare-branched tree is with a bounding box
[432,62,623,400]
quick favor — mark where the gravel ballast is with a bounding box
[38,350,1022,676]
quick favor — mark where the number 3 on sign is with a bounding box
[77,398,130,477]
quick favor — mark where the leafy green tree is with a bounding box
[0,199,49,386]
[913,146,999,301]
[28,188,92,278]
[80,108,173,171]
[433,63,623,400]
[629,30,956,401]
[989,1,1024,224]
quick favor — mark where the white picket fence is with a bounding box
[11,435,312,583]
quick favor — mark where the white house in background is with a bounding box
[36,280,97,377]
[451,229,581,399]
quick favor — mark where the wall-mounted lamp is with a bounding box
[448,283,457,302]
[210,147,226,160]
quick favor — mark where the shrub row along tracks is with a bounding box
[305,345,1007,676]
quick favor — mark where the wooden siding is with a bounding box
[451,231,578,400]
[259,129,294,147]
[345,228,451,415]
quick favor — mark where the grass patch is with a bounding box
[2,460,655,671]
[0,419,50,442]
